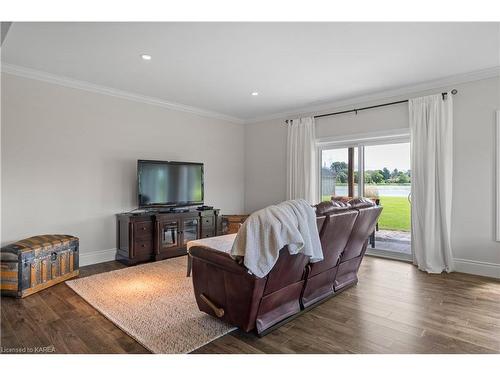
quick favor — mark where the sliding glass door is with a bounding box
[319,140,411,260]
[320,147,358,200]
[363,143,411,259]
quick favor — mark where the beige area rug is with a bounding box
[66,257,235,353]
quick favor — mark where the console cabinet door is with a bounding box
[182,217,199,245]
[158,220,180,252]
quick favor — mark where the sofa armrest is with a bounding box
[189,245,250,276]
[189,245,266,332]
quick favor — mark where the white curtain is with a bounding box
[409,94,454,273]
[286,117,317,204]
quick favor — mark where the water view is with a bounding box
[331,184,411,197]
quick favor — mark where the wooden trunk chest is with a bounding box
[1,234,79,298]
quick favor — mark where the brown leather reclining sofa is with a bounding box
[189,198,382,335]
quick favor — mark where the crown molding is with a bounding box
[244,66,500,124]
[3,63,499,126]
[1,63,245,124]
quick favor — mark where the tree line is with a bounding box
[323,161,411,184]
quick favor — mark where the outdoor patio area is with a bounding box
[374,229,411,255]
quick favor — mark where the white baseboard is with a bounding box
[79,248,116,267]
[367,251,499,279]
[453,258,500,279]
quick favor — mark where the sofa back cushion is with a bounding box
[310,209,359,276]
[315,200,351,216]
[331,196,352,203]
[340,205,382,262]
[263,247,309,295]
[262,213,328,295]
[348,197,376,209]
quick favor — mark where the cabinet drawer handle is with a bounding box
[142,227,147,230]
[141,244,146,248]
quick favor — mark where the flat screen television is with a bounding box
[137,160,204,208]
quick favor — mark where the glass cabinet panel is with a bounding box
[183,218,199,245]
[161,221,179,248]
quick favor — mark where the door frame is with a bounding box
[317,128,412,261]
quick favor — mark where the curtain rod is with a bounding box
[285,89,458,123]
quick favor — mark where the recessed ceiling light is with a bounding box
[141,54,152,61]
[251,92,259,96]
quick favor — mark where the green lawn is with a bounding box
[377,196,410,232]
[320,195,410,231]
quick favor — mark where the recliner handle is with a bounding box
[200,293,225,318]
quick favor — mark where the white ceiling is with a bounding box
[2,22,499,122]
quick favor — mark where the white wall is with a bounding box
[1,73,245,264]
[3,71,499,276]
[244,118,288,213]
[245,76,500,277]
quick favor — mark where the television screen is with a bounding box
[138,160,204,207]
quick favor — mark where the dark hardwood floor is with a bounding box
[1,256,499,354]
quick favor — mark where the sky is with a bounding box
[322,142,410,171]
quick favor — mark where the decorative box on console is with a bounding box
[221,215,249,234]
[1,234,79,298]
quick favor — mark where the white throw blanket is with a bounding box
[230,199,323,278]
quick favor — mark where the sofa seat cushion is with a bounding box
[187,233,236,255]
